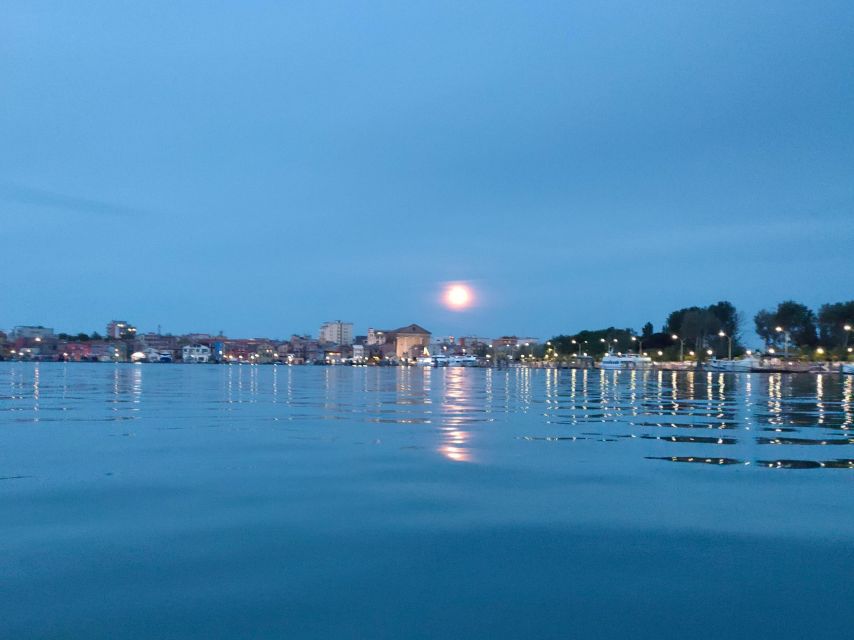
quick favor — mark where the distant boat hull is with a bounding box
[706,358,759,372]
[599,354,653,370]
[417,354,478,367]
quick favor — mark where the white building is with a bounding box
[13,326,54,339]
[366,328,386,346]
[182,344,211,363]
[106,320,137,339]
[319,320,353,345]
[352,344,366,363]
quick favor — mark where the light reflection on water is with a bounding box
[2,362,854,639]
[1,362,852,469]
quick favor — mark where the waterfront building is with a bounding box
[12,325,55,340]
[352,344,366,363]
[83,341,124,362]
[379,324,432,359]
[492,336,519,348]
[106,320,137,340]
[61,342,91,361]
[366,328,386,346]
[289,335,324,363]
[319,321,353,346]
[139,333,181,360]
[458,336,491,351]
[211,341,225,363]
[182,344,211,363]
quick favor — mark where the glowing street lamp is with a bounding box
[671,334,685,362]
[844,324,852,353]
[718,330,732,360]
[775,326,790,359]
[630,335,643,355]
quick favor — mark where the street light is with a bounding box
[718,330,732,360]
[775,326,790,359]
[844,324,852,353]
[671,334,685,362]
[630,335,643,355]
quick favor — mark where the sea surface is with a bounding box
[1,362,852,639]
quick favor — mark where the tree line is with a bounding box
[549,299,853,360]
[754,300,854,352]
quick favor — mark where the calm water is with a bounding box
[1,362,852,638]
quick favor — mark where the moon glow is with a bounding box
[444,284,473,310]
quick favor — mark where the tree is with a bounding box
[818,301,854,346]
[551,327,635,356]
[707,300,740,340]
[641,322,654,339]
[776,300,818,347]
[665,306,702,336]
[754,310,776,345]
[754,301,818,348]
[665,301,741,352]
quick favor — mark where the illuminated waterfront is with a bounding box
[1,362,852,638]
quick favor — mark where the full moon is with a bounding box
[444,284,473,310]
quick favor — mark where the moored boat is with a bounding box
[417,354,478,367]
[599,352,653,370]
[706,356,761,372]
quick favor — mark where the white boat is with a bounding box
[599,352,653,370]
[706,356,760,372]
[449,355,477,367]
[417,354,478,367]
[843,363,854,375]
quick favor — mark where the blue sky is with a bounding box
[2,1,852,342]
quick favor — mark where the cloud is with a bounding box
[0,183,147,219]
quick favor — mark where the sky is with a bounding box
[2,1,853,343]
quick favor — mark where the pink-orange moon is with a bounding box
[445,284,472,309]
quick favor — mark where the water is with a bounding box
[1,362,852,638]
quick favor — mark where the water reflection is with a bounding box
[438,367,473,462]
[1,363,853,470]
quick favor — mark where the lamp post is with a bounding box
[671,334,685,362]
[844,324,852,354]
[718,330,732,360]
[630,335,643,355]
[775,326,790,359]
